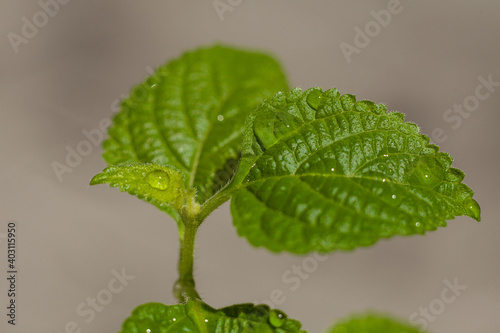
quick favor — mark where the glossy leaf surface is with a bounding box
[120,301,306,333]
[91,163,186,222]
[101,45,288,212]
[230,87,480,253]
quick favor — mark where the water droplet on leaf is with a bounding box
[269,310,287,327]
[464,199,481,221]
[392,194,396,199]
[306,90,322,110]
[416,171,442,189]
[145,170,170,190]
[415,222,422,228]
[407,156,444,189]
[217,115,224,121]
[204,319,208,323]
[254,112,277,150]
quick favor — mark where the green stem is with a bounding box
[174,221,200,302]
[195,157,258,225]
[174,190,202,303]
[196,181,242,225]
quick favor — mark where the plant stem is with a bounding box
[174,208,201,303]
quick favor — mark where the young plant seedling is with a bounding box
[90,45,480,333]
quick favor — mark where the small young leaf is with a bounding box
[102,44,288,207]
[90,163,187,222]
[230,87,480,253]
[120,301,306,333]
[327,313,428,333]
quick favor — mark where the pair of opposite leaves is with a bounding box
[89,45,479,333]
[91,44,480,254]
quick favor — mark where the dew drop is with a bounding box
[269,310,287,328]
[172,318,176,322]
[415,222,422,228]
[382,179,386,182]
[331,168,335,171]
[392,194,396,199]
[464,199,481,221]
[146,329,151,333]
[145,170,170,190]
[204,319,208,323]
[306,90,322,110]
[217,115,224,121]
[411,156,444,189]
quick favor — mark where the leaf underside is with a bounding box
[120,301,306,333]
[101,45,288,218]
[328,313,427,333]
[230,87,480,253]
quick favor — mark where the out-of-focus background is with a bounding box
[1,1,499,332]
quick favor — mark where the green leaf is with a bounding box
[327,313,428,333]
[102,44,288,212]
[230,87,480,253]
[90,163,187,222]
[120,301,306,333]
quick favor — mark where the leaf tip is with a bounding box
[465,198,481,222]
[89,173,106,186]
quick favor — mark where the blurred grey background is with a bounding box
[1,1,499,332]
